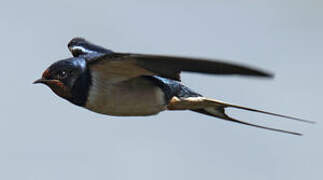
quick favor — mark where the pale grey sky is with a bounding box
[1,0,322,179]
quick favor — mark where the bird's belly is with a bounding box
[85,77,167,116]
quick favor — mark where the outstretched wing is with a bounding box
[67,37,273,81]
[86,52,273,82]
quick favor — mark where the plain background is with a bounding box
[1,0,322,179]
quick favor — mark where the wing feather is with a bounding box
[87,53,273,81]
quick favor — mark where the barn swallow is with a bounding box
[34,38,314,135]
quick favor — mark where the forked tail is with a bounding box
[167,97,314,136]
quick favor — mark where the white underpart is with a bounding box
[85,71,167,116]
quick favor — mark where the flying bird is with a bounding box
[34,38,313,135]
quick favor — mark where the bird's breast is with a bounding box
[85,73,167,116]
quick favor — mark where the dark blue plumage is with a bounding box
[40,57,92,106]
[70,68,92,106]
[142,76,201,102]
[68,37,114,57]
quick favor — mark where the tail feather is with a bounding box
[192,109,302,136]
[167,97,314,135]
[202,98,315,124]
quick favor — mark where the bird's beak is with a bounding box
[33,78,47,84]
[34,69,52,84]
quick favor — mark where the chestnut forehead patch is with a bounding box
[42,69,50,79]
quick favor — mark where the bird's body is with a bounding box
[86,75,167,116]
[34,38,313,135]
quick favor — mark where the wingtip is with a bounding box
[267,72,275,78]
[67,37,87,47]
[70,37,86,42]
[239,68,274,78]
[290,132,303,136]
[257,71,274,78]
[304,120,316,124]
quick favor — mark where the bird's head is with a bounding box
[33,57,91,106]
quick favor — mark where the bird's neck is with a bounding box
[69,69,92,106]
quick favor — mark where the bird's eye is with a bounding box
[57,70,68,80]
